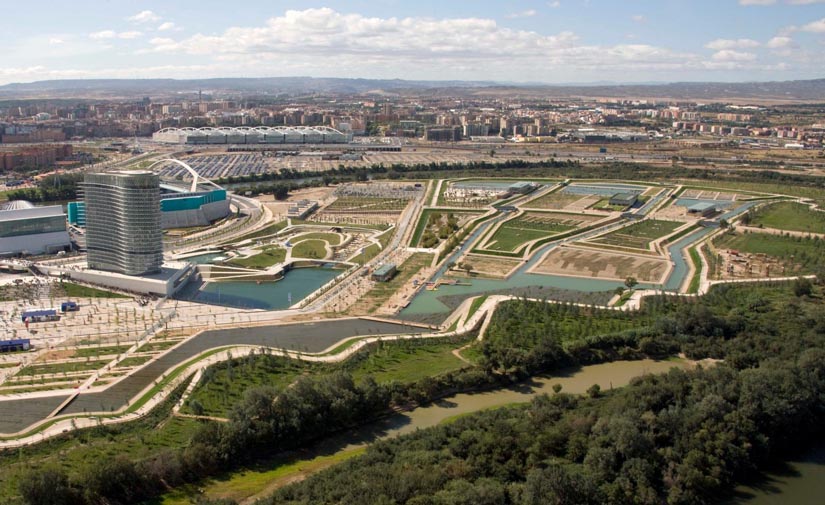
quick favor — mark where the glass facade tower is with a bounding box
[84,171,163,275]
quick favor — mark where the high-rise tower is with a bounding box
[83,171,162,276]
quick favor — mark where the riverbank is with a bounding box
[161,358,687,504]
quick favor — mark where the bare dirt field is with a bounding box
[531,246,670,283]
[459,254,523,278]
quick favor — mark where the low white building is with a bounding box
[0,201,71,256]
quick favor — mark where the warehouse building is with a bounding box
[152,126,350,145]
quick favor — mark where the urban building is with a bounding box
[83,171,163,276]
[0,200,71,256]
[70,186,230,229]
[425,127,461,142]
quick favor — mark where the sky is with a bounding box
[1,0,824,85]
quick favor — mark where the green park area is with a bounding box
[57,282,128,299]
[18,359,110,377]
[483,214,577,252]
[411,209,480,248]
[591,219,682,250]
[745,202,825,234]
[226,246,286,269]
[182,336,470,418]
[714,231,825,274]
[293,232,342,245]
[238,220,287,241]
[348,253,433,314]
[291,239,328,259]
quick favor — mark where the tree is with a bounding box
[587,383,601,398]
[720,218,729,229]
[19,468,80,505]
[793,277,813,297]
[624,277,638,290]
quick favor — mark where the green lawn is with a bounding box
[240,220,288,241]
[18,359,110,376]
[748,202,825,234]
[226,246,286,269]
[160,447,366,505]
[136,340,182,353]
[465,295,488,324]
[687,246,703,294]
[293,232,342,245]
[115,356,153,368]
[592,219,682,250]
[291,239,328,259]
[344,337,470,385]
[714,231,825,274]
[57,282,128,298]
[350,243,381,265]
[73,345,131,358]
[484,217,575,252]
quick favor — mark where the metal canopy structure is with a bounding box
[152,126,350,145]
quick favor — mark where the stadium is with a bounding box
[152,126,350,145]
[68,159,232,230]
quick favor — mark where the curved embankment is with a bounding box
[0,318,430,445]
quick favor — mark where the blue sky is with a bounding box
[1,0,823,85]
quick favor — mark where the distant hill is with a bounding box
[0,77,497,99]
[0,76,823,102]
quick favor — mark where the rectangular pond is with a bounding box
[176,267,341,310]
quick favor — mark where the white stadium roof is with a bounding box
[152,126,350,145]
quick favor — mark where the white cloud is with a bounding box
[705,38,760,49]
[547,1,561,7]
[157,22,177,31]
[711,49,758,61]
[48,38,64,45]
[128,10,161,24]
[135,8,702,81]
[506,10,537,19]
[801,17,825,32]
[631,15,647,23]
[739,0,776,5]
[89,30,142,40]
[89,30,117,40]
[788,0,825,4]
[766,36,794,48]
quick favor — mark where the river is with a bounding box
[720,443,825,505]
[168,358,687,504]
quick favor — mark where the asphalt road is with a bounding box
[0,318,424,434]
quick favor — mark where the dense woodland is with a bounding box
[14,281,825,504]
[264,283,825,505]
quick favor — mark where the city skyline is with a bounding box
[2,1,824,86]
